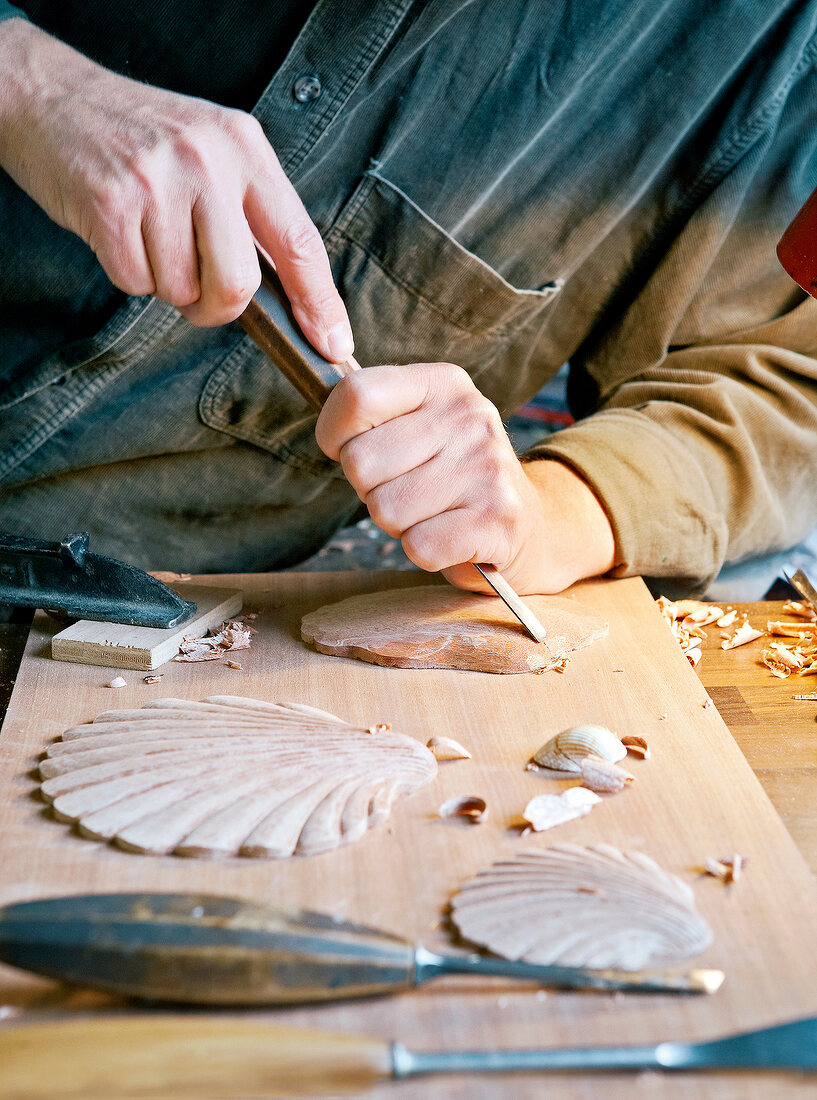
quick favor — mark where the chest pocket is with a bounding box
[198,170,562,473]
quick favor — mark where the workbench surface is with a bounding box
[1,572,816,1099]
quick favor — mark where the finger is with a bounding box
[244,169,352,362]
[400,509,488,575]
[92,214,156,298]
[181,189,261,327]
[338,408,446,496]
[317,364,451,460]
[364,451,465,538]
[140,196,200,309]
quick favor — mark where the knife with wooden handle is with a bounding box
[239,255,548,642]
[2,1014,815,1097]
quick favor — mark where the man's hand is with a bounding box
[316,363,617,594]
[0,19,353,357]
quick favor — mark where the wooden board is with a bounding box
[50,586,243,670]
[2,571,817,1099]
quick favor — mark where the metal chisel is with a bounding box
[0,892,722,1003]
[1,1014,814,1097]
[240,256,548,643]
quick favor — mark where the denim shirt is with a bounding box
[1,1,817,593]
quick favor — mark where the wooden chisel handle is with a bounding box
[239,252,359,411]
[0,1016,392,1099]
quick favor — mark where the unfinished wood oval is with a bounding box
[301,586,608,673]
[450,844,713,969]
[38,696,437,859]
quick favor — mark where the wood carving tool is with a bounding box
[0,892,723,1003]
[1,1013,814,1097]
[0,531,195,628]
[240,255,548,643]
[784,568,817,614]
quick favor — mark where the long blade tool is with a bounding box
[0,892,721,1004]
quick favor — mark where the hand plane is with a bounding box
[0,531,196,628]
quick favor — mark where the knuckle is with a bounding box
[366,488,401,538]
[278,217,326,268]
[340,439,375,491]
[402,529,442,573]
[335,370,371,419]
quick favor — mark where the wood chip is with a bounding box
[621,735,650,759]
[579,754,635,793]
[301,586,608,674]
[439,796,487,823]
[451,845,713,969]
[38,696,436,858]
[426,736,472,760]
[143,675,163,685]
[704,854,747,885]
[107,677,127,689]
[522,787,601,831]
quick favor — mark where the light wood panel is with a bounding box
[1,572,817,1099]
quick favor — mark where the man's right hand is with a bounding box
[0,18,353,358]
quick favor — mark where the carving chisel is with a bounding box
[0,892,722,1003]
[2,1014,815,1098]
[240,256,548,643]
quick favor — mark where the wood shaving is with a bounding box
[426,736,472,760]
[451,845,713,969]
[716,609,738,628]
[174,619,256,664]
[439,795,487,823]
[720,622,764,650]
[782,600,817,621]
[368,722,391,735]
[143,675,163,684]
[522,787,601,831]
[579,754,635,793]
[38,696,436,858]
[226,661,242,670]
[621,735,650,759]
[107,677,127,689]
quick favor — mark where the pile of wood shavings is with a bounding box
[174,619,257,663]
[657,595,817,680]
[655,597,759,668]
[761,600,817,678]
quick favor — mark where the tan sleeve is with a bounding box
[526,69,817,596]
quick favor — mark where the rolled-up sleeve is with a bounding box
[526,43,817,596]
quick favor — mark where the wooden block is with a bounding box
[50,586,243,671]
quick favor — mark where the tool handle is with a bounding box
[0,1016,393,1098]
[778,184,817,298]
[0,893,416,1005]
[239,253,359,411]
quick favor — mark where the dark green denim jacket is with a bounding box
[1,1,816,593]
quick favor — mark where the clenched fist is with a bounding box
[316,363,617,594]
[0,18,353,357]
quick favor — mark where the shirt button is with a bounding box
[292,74,322,103]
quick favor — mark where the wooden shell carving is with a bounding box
[301,586,608,674]
[451,844,713,969]
[38,696,437,859]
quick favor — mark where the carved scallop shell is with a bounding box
[38,696,436,859]
[532,725,626,772]
[451,844,713,969]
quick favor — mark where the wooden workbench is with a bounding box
[1,573,816,1098]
